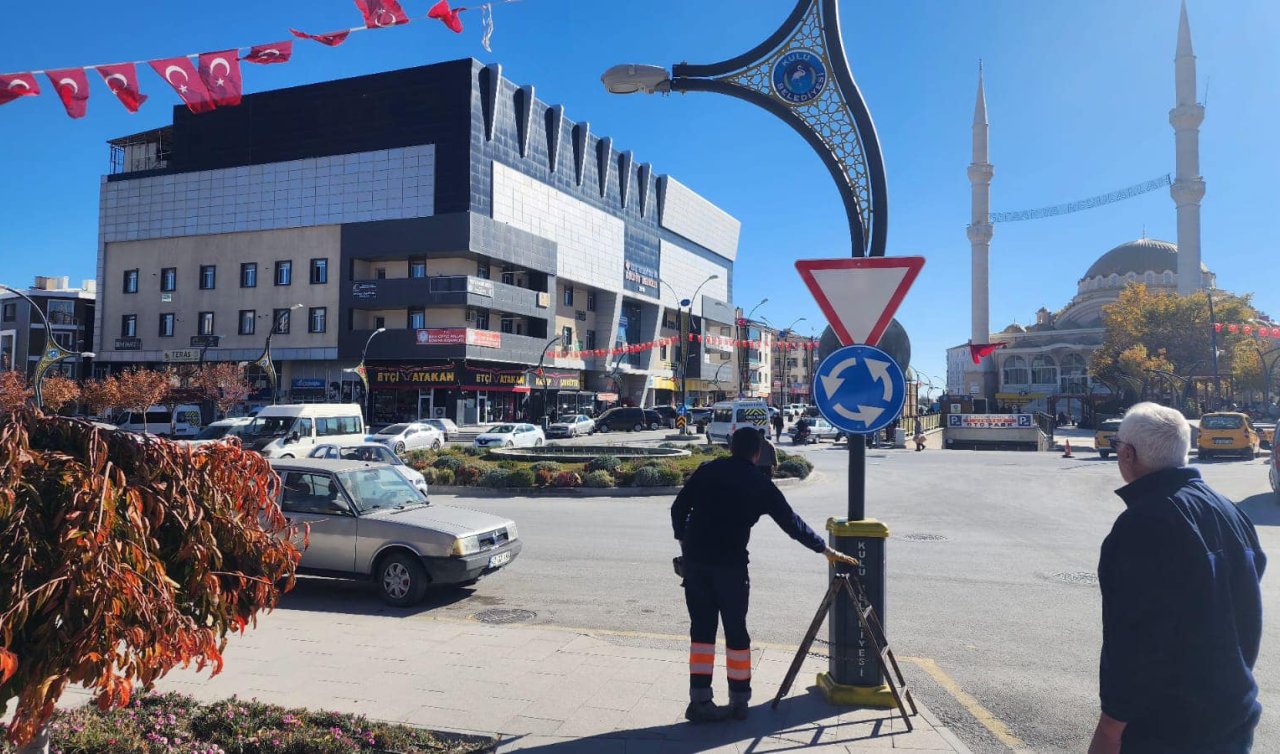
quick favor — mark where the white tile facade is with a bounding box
[491,161,625,292]
[658,177,741,262]
[658,239,731,310]
[100,145,436,243]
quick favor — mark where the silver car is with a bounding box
[270,459,521,606]
[307,442,431,496]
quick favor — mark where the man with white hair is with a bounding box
[1089,402,1266,754]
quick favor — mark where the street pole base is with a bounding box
[816,673,896,708]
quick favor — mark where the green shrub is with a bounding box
[433,468,455,486]
[777,459,811,479]
[633,466,678,487]
[658,442,678,449]
[586,455,622,474]
[418,467,437,486]
[582,470,615,488]
[432,455,463,471]
[656,465,682,486]
[480,469,512,488]
[553,471,582,488]
[456,465,484,486]
[507,468,535,488]
[463,446,485,456]
[530,461,562,474]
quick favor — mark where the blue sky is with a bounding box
[1,0,1277,387]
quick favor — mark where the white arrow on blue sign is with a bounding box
[812,344,906,435]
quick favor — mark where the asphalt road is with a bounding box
[403,439,1279,753]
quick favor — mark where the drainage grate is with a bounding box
[901,533,948,542]
[1050,571,1099,586]
[473,608,536,624]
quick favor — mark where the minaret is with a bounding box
[966,64,995,394]
[1171,0,1206,295]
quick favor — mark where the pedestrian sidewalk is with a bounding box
[49,607,971,753]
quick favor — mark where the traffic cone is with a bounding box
[1062,440,1073,458]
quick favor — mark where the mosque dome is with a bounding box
[1082,238,1208,281]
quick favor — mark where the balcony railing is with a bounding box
[348,275,547,317]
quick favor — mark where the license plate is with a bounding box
[1214,438,1233,445]
[488,551,512,568]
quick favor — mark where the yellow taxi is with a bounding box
[1094,418,1123,459]
[1197,412,1260,460]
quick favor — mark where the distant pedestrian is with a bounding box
[913,417,925,452]
[1089,402,1266,754]
[771,412,784,443]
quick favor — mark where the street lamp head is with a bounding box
[601,64,672,95]
[79,352,96,359]
[374,327,387,334]
[679,298,691,308]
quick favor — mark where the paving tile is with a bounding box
[498,714,567,736]
[552,706,629,738]
[496,734,627,753]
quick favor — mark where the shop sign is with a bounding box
[466,329,502,349]
[370,364,529,391]
[597,392,619,402]
[467,278,495,297]
[114,337,142,351]
[352,282,377,301]
[529,369,582,390]
[651,376,677,392]
[189,335,220,348]
[162,349,200,363]
[291,378,326,389]
[946,414,1034,429]
[624,260,659,294]
[416,329,467,346]
[536,292,550,309]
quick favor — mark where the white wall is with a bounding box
[659,177,741,262]
[658,239,730,309]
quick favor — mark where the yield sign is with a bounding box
[795,257,925,346]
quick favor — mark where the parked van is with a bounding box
[706,399,771,445]
[242,404,366,458]
[116,404,202,438]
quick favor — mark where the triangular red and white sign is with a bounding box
[795,257,924,346]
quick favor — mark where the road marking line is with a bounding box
[904,656,1031,752]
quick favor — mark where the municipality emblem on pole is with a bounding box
[772,50,827,106]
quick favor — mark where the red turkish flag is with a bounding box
[968,342,1007,364]
[355,0,409,28]
[290,28,352,46]
[197,51,243,108]
[242,42,293,65]
[428,0,464,33]
[95,63,148,113]
[149,57,216,114]
[46,68,89,119]
[0,73,39,106]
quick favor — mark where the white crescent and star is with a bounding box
[374,9,397,26]
[105,73,128,91]
[57,77,79,96]
[259,48,281,58]
[7,79,30,91]
[209,58,231,78]
[164,65,190,95]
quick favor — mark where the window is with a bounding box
[664,312,678,329]
[122,269,139,294]
[199,265,216,290]
[47,300,75,325]
[51,332,74,350]
[660,345,668,361]
[586,292,596,312]
[474,309,490,330]
[158,313,175,337]
[197,311,215,336]
[272,308,291,335]
[240,263,257,288]
[1,303,14,322]
[586,330,596,350]
[476,260,490,280]
[375,267,386,280]
[280,472,343,514]
[1001,355,1028,386]
[500,317,515,334]
[409,258,426,278]
[562,326,573,347]
[310,258,328,285]
[1030,355,1057,385]
[563,285,574,307]
[120,314,137,338]
[374,316,386,330]
[1060,353,1088,394]
[309,307,327,333]
[408,308,425,330]
[274,261,292,286]
[239,309,256,336]
[160,268,176,292]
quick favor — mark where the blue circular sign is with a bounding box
[772,50,827,106]
[812,344,906,435]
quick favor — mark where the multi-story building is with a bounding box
[94,60,740,424]
[0,276,96,380]
[735,315,775,401]
[771,331,818,406]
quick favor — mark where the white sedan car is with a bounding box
[307,442,431,496]
[546,414,596,439]
[424,418,461,441]
[367,422,445,454]
[474,423,545,449]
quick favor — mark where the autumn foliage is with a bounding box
[0,409,302,747]
[37,375,81,414]
[193,363,252,417]
[0,371,31,415]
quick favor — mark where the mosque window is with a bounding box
[1145,271,1155,284]
[1163,271,1174,284]
[1002,356,1029,386]
[1030,355,1057,385]
[1108,274,1120,287]
[1060,354,1088,394]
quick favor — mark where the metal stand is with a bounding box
[772,572,917,730]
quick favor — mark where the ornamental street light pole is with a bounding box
[254,304,303,405]
[529,334,564,429]
[344,327,386,423]
[0,283,95,408]
[664,274,720,433]
[737,299,768,399]
[603,0,896,705]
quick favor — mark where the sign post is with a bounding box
[796,256,923,707]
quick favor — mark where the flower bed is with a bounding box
[0,693,494,754]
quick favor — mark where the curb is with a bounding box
[428,474,809,498]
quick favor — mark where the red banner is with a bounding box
[95,63,147,112]
[149,57,216,113]
[46,68,89,119]
[197,51,243,108]
[241,42,293,65]
[0,73,39,106]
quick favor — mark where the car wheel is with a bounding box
[280,453,294,459]
[504,441,514,448]
[1098,450,1109,459]
[633,423,644,432]
[377,552,428,607]
[432,440,443,451]
[394,441,406,455]
[650,422,661,431]
[535,438,544,446]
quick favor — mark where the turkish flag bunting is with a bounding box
[428,0,465,33]
[968,342,1007,364]
[242,42,293,65]
[355,0,409,28]
[0,73,39,106]
[46,68,89,119]
[149,57,216,114]
[197,51,243,108]
[290,28,352,46]
[95,63,147,113]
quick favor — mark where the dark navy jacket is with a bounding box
[672,456,826,566]
[1100,467,1266,748]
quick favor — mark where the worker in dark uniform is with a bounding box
[671,427,857,723]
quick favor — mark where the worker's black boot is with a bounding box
[684,701,731,723]
[730,702,749,721]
